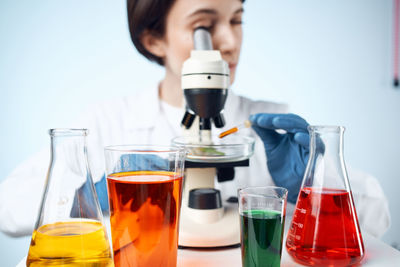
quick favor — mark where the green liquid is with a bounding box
[240,210,285,267]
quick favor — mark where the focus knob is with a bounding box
[188,188,222,210]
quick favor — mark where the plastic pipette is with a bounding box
[218,120,252,138]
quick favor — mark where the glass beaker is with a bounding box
[104,145,186,267]
[286,126,364,266]
[239,186,288,267]
[26,129,113,267]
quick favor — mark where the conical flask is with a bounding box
[286,126,364,267]
[27,129,113,267]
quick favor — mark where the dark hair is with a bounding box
[127,0,245,66]
[127,0,175,65]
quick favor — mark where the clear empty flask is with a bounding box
[26,129,113,267]
[286,126,364,267]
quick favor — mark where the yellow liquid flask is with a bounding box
[27,129,113,267]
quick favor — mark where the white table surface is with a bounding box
[177,232,400,267]
[18,232,400,267]
[19,214,400,266]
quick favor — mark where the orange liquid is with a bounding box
[219,127,238,138]
[107,171,183,267]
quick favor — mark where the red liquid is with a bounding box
[107,171,183,267]
[286,187,364,266]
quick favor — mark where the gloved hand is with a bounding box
[249,113,310,203]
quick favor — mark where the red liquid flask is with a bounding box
[286,126,364,267]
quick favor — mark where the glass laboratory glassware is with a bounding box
[26,129,113,267]
[286,126,364,267]
[239,186,287,267]
[104,145,186,267]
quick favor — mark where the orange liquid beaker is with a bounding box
[107,171,183,266]
[104,146,186,267]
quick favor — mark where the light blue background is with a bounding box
[1,0,399,266]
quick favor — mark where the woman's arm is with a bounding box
[0,149,49,237]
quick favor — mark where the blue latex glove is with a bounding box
[74,154,169,215]
[249,113,310,203]
[70,174,110,217]
[94,175,109,213]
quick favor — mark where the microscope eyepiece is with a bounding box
[193,27,213,51]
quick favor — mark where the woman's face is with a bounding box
[161,0,243,84]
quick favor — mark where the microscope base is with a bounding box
[178,202,240,248]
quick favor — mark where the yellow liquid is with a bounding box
[27,220,114,267]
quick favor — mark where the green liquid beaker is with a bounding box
[239,186,287,267]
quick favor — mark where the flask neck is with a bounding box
[305,126,348,190]
[50,129,88,167]
[309,126,344,158]
[34,128,104,228]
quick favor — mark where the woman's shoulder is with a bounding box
[88,87,158,114]
[76,86,159,129]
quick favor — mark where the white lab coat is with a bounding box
[0,85,390,238]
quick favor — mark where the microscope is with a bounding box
[173,28,254,248]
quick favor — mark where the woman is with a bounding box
[0,0,390,238]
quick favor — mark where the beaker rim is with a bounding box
[308,125,345,132]
[104,144,187,154]
[49,128,88,136]
[238,186,288,199]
